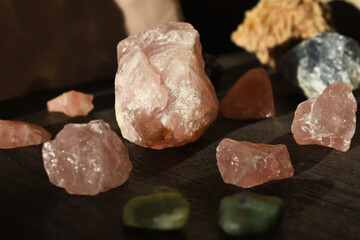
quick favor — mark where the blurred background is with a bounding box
[0,0,359,101]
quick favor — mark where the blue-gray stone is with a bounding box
[279,31,360,98]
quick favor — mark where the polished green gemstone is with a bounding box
[123,186,190,230]
[219,192,284,236]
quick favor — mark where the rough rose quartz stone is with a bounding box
[291,82,357,152]
[115,22,219,149]
[47,90,94,117]
[216,138,294,188]
[0,120,51,149]
[220,68,275,120]
[42,120,132,195]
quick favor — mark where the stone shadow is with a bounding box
[251,178,335,219]
[177,173,334,240]
[269,71,305,117]
[349,100,360,149]
[123,227,188,240]
[43,114,94,136]
[270,132,332,175]
[119,112,263,180]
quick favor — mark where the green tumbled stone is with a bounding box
[123,186,190,230]
[219,192,284,236]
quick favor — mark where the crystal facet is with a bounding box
[280,31,360,98]
[42,120,132,195]
[220,68,275,120]
[219,192,284,236]
[47,90,94,117]
[123,186,190,230]
[0,120,51,149]
[291,82,357,152]
[216,138,294,188]
[115,22,219,149]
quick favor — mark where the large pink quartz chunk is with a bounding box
[291,82,357,152]
[216,138,294,188]
[220,68,275,120]
[115,22,219,149]
[47,90,94,117]
[42,120,132,195]
[0,120,51,149]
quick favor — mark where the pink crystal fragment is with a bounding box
[292,82,357,152]
[216,138,294,188]
[115,22,219,149]
[47,90,94,117]
[0,120,51,149]
[42,120,132,195]
[220,68,275,120]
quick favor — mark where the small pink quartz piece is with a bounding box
[42,120,132,195]
[292,82,357,152]
[220,68,275,120]
[0,120,51,149]
[47,90,94,117]
[216,138,294,188]
[115,22,219,149]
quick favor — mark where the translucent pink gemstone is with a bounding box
[47,90,94,117]
[292,82,357,152]
[220,68,275,120]
[0,120,51,149]
[115,22,219,149]
[216,138,294,188]
[42,120,132,195]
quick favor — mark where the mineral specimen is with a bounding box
[123,186,190,230]
[219,192,284,236]
[115,22,219,149]
[47,90,94,117]
[220,68,275,120]
[279,31,360,98]
[231,0,331,67]
[42,120,132,195]
[0,120,51,149]
[216,138,294,188]
[291,82,357,152]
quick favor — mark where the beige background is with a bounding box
[0,0,183,101]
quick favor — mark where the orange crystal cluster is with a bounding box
[231,0,331,67]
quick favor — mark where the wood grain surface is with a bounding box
[0,52,359,240]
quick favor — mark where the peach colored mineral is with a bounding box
[292,82,357,152]
[114,22,219,149]
[42,120,132,195]
[0,120,51,149]
[47,90,94,117]
[231,0,331,67]
[216,138,294,188]
[220,68,275,120]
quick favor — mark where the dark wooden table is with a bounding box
[0,52,359,240]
